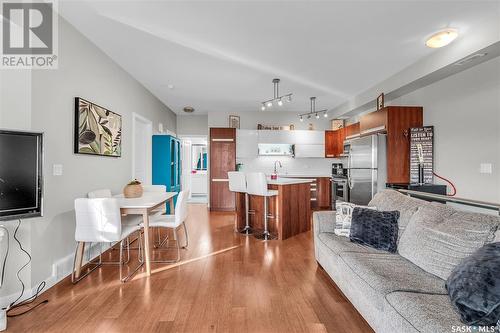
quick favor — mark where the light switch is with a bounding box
[53,164,63,176]
[480,163,492,174]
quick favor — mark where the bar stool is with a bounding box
[246,172,278,241]
[228,171,252,235]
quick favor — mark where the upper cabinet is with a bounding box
[325,128,345,158]
[360,106,423,183]
[344,122,360,139]
[236,129,258,158]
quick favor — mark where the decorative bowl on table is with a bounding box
[123,179,143,198]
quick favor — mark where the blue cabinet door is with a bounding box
[152,135,181,214]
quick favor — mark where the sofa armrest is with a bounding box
[313,211,336,235]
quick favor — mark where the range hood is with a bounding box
[258,143,294,157]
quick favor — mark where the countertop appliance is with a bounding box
[332,163,346,177]
[346,134,387,205]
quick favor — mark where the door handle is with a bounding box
[211,178,229,182]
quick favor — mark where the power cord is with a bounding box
[432,171,457,196]
[5,219,48,317]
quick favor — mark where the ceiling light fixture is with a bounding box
[298,97,329,121]
[260,78,293,111]
[425,29,458,48]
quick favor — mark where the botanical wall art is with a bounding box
[74,97,122,157]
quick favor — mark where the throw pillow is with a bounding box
[446,242,500,326]
[368,189,427,238]
[398,205,500,280]
[334,203,376,237]
[349,207,400,253]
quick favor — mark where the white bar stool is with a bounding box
[246,172,278,241]
[228,171,252,235]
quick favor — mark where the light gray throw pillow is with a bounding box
[398,204,500,280]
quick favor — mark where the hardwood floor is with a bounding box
[7,204,373,333]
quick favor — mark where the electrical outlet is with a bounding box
[53,164,63,176]
[480,163,492,174]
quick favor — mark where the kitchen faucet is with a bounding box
[273,160,283,174]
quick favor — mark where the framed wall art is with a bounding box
[229,115,240,129]
[74,97,122,157]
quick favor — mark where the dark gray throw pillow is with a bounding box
[349,207,400,253]
[446,242,500,326]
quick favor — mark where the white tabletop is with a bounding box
[114,192,177,209]
[267,177,314,185]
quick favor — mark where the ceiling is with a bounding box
[59,1,500,115]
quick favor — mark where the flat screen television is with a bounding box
[0,130,43,221]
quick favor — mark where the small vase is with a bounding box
[123,184,143,198]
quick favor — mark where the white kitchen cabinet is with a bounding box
[236,129,258,158]
[293,130,325,145]
[294,144,325,158]
[257,130,294,144]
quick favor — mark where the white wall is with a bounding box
[208,111,332,131]
[0,16,176,302]
[390,57,500,203]
[176,115,208,136]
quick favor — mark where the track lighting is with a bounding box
[298,97,329,121]
[260,78,293,110]
[261,104,266,111]
[299,116,303,122]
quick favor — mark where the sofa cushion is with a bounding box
[384,291,463,333]
[368,189,428,237]
[399,205,500,280]
[339,252,446,296]
[446,242,500,326]
[317,232,386,256]
[350,207,400,253]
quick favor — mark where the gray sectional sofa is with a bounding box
[313,189,500,333]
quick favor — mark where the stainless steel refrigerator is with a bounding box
[346,134,387,205]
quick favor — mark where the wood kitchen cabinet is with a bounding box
[209,127,236,211]
[325,128,345,158]
[344,122,360,139]
[360,106,423,184]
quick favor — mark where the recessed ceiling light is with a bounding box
[183,106,195,113]
[426,29,458,48]
[167,84,175,89]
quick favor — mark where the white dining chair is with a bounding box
[246,172,278,241]
[87,188,142,248]
[142,184,168,247]
[141,190,189,263]
[228,171,252,235]
[72,198,143,283]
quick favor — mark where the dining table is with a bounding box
[73,191,177,280]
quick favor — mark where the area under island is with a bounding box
[235,178,313,240]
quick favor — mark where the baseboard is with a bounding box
[0,242,108,309]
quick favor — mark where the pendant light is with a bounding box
[298,97,328,120]
[260,78,293,110]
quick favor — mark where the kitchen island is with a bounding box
[235,177,312,240]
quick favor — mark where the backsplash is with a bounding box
[236,156,343,176]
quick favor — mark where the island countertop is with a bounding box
[266,177,314,185]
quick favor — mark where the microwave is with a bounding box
[342,140,351,156]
